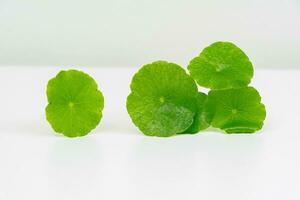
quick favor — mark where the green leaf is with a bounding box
[46,69,104,137]
[126,61,200,137]
[182,92,210,134]
[188,41,254,89]
[204,87,266,133]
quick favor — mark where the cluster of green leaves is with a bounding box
[127,41,266,136]
[46,70,104,137]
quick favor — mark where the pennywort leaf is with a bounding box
[126,61,202,137]
[46,69,104,137]
[188,41,253,89]
[204,86,266,133]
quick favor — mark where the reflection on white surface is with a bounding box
[47,138,102,199]
[129,137,201,199]
[127,135,263,200]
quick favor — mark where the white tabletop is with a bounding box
[0,66,299,200]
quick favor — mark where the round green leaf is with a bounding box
[188,41,254,89]
[127,61,199,137]
[204,87,266,133]
[46,70,104,137]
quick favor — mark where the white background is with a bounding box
[0,0,300,68]
[0,67,299,200]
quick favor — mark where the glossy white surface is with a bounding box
[0,67,299,200]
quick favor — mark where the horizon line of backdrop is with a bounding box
[0,0,299,68]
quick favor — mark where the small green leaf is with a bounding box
[204,87,266,133]
[182,92,210,134]
[127,61,200,137]
[188,41,254,89]
[46,69,104,137]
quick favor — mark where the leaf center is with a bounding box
[159,97,165,103]
[68,102,74,108]
[216,63,227,72]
